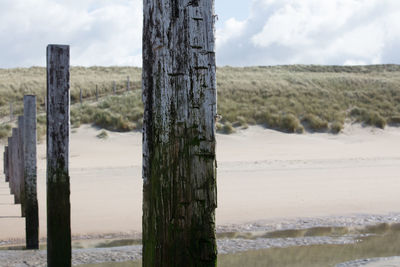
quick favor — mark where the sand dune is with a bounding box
[0,124,400,240]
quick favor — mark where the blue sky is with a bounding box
[0,0,399,67]
[215,0,250,22]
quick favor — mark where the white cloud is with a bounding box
[2,0,400,67]
[216,18,247,48]
[0,0,142,67]
[216,0,400,66]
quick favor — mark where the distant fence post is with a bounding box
[96,85,99,101]
[18,116,25,217]
[23,95,39,249]
[80,88,82,105]
[127,76,130,91]
[46,44,71,267]
[113,81,116,95]
[9,102,13,122]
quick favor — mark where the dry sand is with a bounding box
[0,124,400,241]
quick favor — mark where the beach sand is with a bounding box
[0,124,400,241]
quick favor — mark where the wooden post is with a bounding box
[18,116,26,217]
[126,76,130,91]
[24,95,39,249]
[113,81,116,95]
[79,88,83,105]
[7,136,13,191]
[4,146,8,182]
[10,128,20,203]
[142,1,218,266]
[46,44,71,267]
[96,85,99,101]
[10,102,13,122]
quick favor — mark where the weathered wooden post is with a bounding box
[96,85,99,101]
[46,44,71,267]
[4,146,8,182]
[113,81,116,95]
[126,76,130,91]
[18,116,26,217]
[24,95,39,249]
[80,87,83,105]
[11,128,21,203]
[142,0,218,266]
[7,137,13,189]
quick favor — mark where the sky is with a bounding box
[0,0,399,67]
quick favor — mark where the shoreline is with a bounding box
[1,212,400,266]
[2,212,400,246]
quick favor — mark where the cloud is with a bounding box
[216,0,400,66]
[0,0,142,67]
[2,0,400,67]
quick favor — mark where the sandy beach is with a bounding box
[0,124,400,241]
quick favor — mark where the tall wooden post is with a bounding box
[46,44,71,267]
[23,95,39,249]
[18,116,25,217]
[79,88,83,105]
[126,76,130,91]
[96,85,99,101]
[113,81,116,95]
[142,1,218,266]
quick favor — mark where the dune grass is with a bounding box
[0,64,400,139]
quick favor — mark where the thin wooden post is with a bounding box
[126,76,130,91]
[142,0,218,266]
[10,102,13,122]
[46,44,71,267]
[23,95,39,249]
[79,88,83,105]
[18,116,25,217]
[96,85,99,101]
[113,81,116,95]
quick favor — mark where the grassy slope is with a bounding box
[0,65,400,139]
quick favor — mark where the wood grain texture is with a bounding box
[142,0,217,266]
[46,44,71,267]
[24,95,39,249]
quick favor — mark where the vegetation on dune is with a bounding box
[1,64,400,139]
[216,65,400,134]
[96,130,109,139]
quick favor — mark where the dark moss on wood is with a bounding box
[143,0,217,266]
